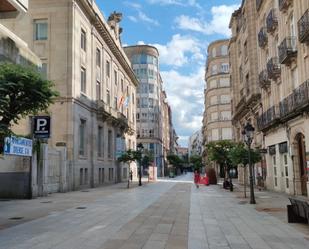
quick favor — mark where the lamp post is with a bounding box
[242,122,256,204]
[229,168,236,192]
[137,143,144,186]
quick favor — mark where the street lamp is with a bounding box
[137,143,144,186]
[242,122,256,204]
[229,168,237,192]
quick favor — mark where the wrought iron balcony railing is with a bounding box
[257,106,279,131]
[266,9,278,33]
[256,0,263,11]
[298,9,309,43]
[258,27,268,48]
[278,36,297,64]
[279,80,309,119]
[279,0,292,12]
[267,57,281,80]
[258,69,270,89]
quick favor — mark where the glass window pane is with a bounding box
[34,20,48,40]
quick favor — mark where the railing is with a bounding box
[279,80,309,119]
[267,57,281,79]
[279,0,292,12]
[258,69,270,89]
[278,36,297,64]
[256,0,263,11]
[298,9,309,43]
[266,9,278,33]
[257,106,279,131]
[258,27,268,48]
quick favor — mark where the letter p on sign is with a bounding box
[37,119,47,131]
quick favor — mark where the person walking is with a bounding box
[194,170,200,188]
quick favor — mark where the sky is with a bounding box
[97,0,241,147]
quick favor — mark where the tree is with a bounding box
[0,63,58,152]
[228,143,262,197]
[206,140,235,179]
[189,155,203,171]
[118,149,141,188]
[167,154,184,174]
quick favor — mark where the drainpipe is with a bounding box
[90,25,95,188]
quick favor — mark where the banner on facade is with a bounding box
[4,136,33,157]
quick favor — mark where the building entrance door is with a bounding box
[296,133,307,196]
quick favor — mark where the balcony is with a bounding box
[278,37,297,64]
[266,9,278,33]
[258,69,270,89]
[279,0,292,12]
[298,9,309,43]
[257,106,279,131]
[117,111,129,131]
[256,0,263,11]
[258,27,268,48]
[279,80,309,119]
[267,57,281,80]
[0,0,28,18]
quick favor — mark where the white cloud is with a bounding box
[137,10,159,26]
[128,16,138,22]
[137,40,145,45]
[151,34,205,67]
[161,66,205,145]
[175,4,239,37]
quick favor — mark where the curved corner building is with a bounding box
[124,45,163,175]
[204,39,233,174]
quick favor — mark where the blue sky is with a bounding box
[98,0,240,147]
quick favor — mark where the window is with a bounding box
[149,84,154,93]
[41,63,48,79]
[221,111,231,120]
[108,130,113,158]
[208,79,217,88]
[80,168,84,185]
[96,48,101,67]
[85,168,88,185]
[81,67,86,93]
[114,96,117,109]
[220,95,231,104]
[121,79,124,92]
[210,96,218,105]
[219,78,230,87]
[79,119,86,156]
[211,129,219,141]
[109,168,114,181]
[96,81,101,100]
[98,126,103,158]
[211,112,218,121]
[212,65,217,75]
[34,19,48,40]
[212,48,216,57]
[222,128,232,140]
[81,29,86,51]
[221,63,229,73]
[114,70,117,85]
[106,61,110,78]
[221,45,228,55]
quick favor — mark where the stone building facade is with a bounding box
[124,45,164,176]
[188,129,203,158]
[229,0,263,184]
[1,0,138,190]
[203,39,233,175]
[255,0,309,196]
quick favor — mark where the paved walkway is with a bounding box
[0,174,308,249]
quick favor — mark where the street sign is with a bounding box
[33,116,50,138]
[4,136,32,157]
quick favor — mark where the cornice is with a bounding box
[78,0,139,87]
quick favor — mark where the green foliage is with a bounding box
[0,63,58,152]
[167,154,183,167]
[206,140,235,166]
[141,150,154,167]
[228,143,262,167]
[190,155,203,171]
[117,149,141,163]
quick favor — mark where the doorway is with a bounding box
[296,133,307,196]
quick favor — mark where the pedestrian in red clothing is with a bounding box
[194,170,200,188]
